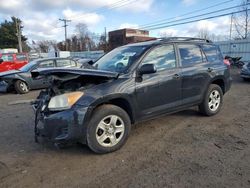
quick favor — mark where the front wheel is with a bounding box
[199,84,223,116]
[87,105,131,154]
[14,80,29,94]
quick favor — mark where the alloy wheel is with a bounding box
[95,115,125,147]
[208,90,221,112]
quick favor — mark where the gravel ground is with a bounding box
[0,69,250,188]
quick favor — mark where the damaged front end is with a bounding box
[31,68,118,145]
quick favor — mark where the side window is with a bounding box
[38,60,55,68]
[16,54,27,61]
[178,44,203,66]
[202,44,223,62]
[142,45,176,71]
[56,59,76,67]
[1,54,14,61]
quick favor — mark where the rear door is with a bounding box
[135,44,182,119]
[177,43,211,105]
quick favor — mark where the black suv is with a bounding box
[33,37,232,154]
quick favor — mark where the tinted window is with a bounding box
[202,45,223,62]
[38,60,54,68]
[178,44,203,66]
[16,54,27,61]
[142,45,176,71]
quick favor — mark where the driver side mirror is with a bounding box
[0,59,3,64]
[138,64,157,76]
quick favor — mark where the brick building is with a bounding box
[108,28,156,49]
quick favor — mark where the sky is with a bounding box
[0,0,244,42]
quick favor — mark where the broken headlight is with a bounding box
[48,91,84,111]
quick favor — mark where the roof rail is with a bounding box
[158,37,212,43]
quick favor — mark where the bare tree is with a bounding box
[233,0,250,39]
[35,40,57,53]
[196,28,210,39]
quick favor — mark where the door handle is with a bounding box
[207,68,213,72]
[173,74,180,79]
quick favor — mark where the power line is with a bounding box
[69,0,136,21]
[145,9,250,31]
[140,3,249,30]
[139,0,234,28]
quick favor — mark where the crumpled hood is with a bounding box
[0,69,21,77]
[31,68,119,81]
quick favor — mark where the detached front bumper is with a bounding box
[240,72,250,78]
[34,105,89,144]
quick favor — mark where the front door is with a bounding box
[31,60,56,89]
[135,44,181,120]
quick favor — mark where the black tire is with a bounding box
[243,78,250,81]
[199,84,223,116]
[87,104,131,154]
[14,80,29,94]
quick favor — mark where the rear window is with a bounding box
[201,45,223,62]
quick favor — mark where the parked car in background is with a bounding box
[0,53,29,72]
[240,61,250,81]
[0,57,81,94]
[32,37,232,154]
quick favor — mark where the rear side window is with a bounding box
[142,45,176,71]
[202,45,223,62]
[178,44,203,66]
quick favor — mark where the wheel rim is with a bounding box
[208,90,221,112]
[19,81,28,92]
[96,115,125,147]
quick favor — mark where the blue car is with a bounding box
[240,62,250,81]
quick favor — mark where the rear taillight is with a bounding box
[223,59,230,66]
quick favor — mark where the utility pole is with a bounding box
[59,18,71,51]
[15,18,23,53]
[229,13,233,41]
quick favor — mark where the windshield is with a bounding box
[94,46,147,73]
[19,61,37,72]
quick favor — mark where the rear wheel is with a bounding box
[199,84,223,116]
[14,80,29,94]
[87,105,131,154]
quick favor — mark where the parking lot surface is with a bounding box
[0,69,250,188]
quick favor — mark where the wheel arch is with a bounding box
[210,77,225,94]
[80,95,135,144]
[85,95,135,124]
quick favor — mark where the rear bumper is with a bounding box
[35,106,88,144]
